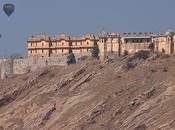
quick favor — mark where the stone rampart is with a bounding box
[13,56,67,74]
[0,56,67,79]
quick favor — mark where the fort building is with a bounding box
[27,33,98,58]
[27,29,175,61]
[154,29,175,54]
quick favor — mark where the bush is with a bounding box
[123,50,128,56]
[122,61,137,70]
[67,53,76,65]
[153,53,170,60]
[91,45,99,58]
[148,43,154,51]
[126,50,150,62]
[163,67,168,72]
[9,53,23,59]
[160,54,170,59]
[133,50,150,60]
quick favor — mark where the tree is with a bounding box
[148,43,154,51]
[91,44,99,58]
[123,50,128,56]
[9,53,23,59]
[67,52,76,65]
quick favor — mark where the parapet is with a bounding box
[28,35,50,42]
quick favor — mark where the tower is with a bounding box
[98,31,108,61]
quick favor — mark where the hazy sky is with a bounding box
[0,0,175,58]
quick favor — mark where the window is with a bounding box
[75,42,77,46]
[87,42,89,45]
[35,50,37,53]
[62,49,64,53]
[30,50,32,53]
[55,50,57,53]
[42,42,44,46]
[30,43,32,47]
[162,48,165,53]
[42,49,44,53]
[62,42,64,46]
[125,39,128,43]
[87,49,88,52]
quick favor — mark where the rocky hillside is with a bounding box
[0,53,175,130]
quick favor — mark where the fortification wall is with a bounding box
[0,56,67,79]
[13,56,67,74]
[0,53,92,79]
[121,43,150,54]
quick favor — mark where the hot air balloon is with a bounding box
[3,3,15,17]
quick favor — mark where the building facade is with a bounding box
[27,29,175,61]
[28,33,98,58]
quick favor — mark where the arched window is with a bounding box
[162,48,165,53]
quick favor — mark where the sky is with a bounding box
[0,0,175,58]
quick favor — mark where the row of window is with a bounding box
[125,39,151,43]
[30,49,65,54]
[30,49,90,54]
[29,42,90,47]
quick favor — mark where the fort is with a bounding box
[0,29,175,79]
[27,29,175,60]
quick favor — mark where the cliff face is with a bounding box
[0,54,175,130]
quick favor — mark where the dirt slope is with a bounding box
[0,54,175,130]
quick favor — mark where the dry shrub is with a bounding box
[122,61,137,70]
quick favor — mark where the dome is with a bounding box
[59,33,70,40]
[164,29,175,36]
[99,31,108,38]
[82,33,95,39]
[110,32,118,36]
